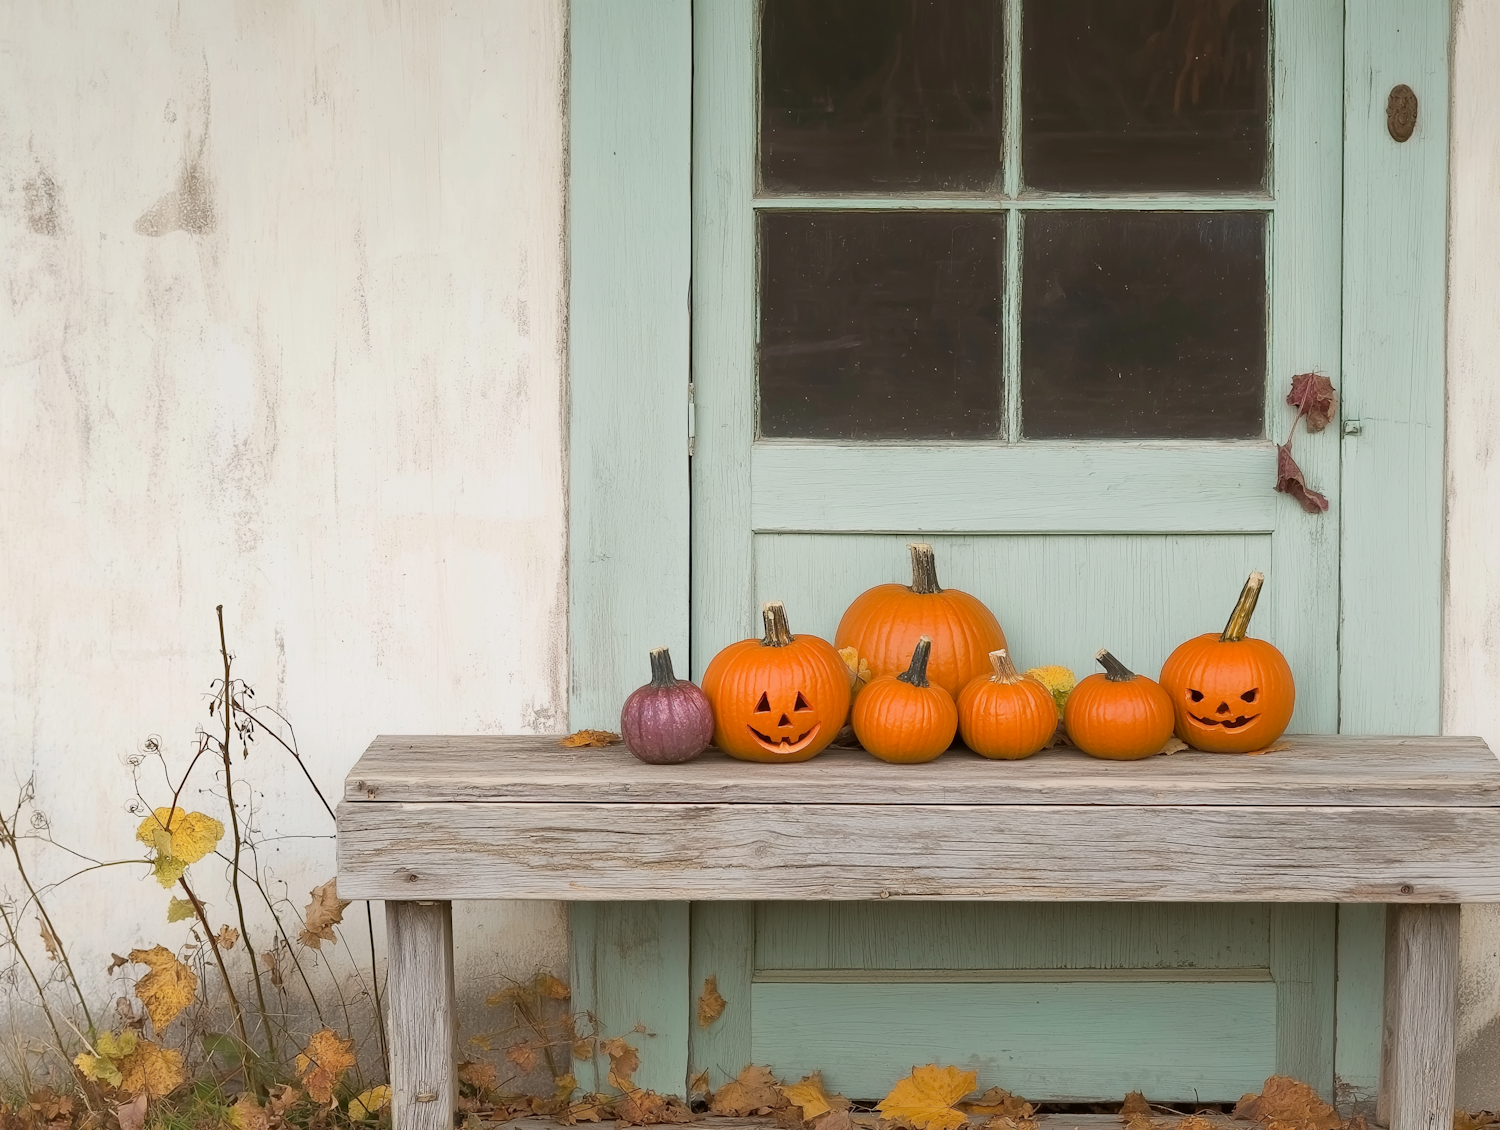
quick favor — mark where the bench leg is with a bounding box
[387,900,457,1130]
[1377,904,1459,1130]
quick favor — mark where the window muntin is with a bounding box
[754,0,1272,443]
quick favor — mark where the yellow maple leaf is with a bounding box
[600,1037,640,1090]
[349,1086,391,1120]
[117,1037,187,1098]
[227,1094,270,1130]
[74,1028,140,1086]
[878,1065,977,1130]
[560,729,621,748]
[295,1028,356,1106]
[166,897,196,924]
[779,1072,850,1122]
[137,808,224,862]
[129,945,198,1032]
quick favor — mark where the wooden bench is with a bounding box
[336,735,1500,1130]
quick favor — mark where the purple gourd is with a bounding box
[620,647,714,763]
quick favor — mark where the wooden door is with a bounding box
[687,0,1342,1103]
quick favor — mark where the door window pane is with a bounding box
[759,212,1003,439]
[1022,0,1269,192]
[1020,211,1266,439]
[760,0,1003,193]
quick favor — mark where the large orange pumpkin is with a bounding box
[702,601,850,763]
[1063,649,1175,761]
[957,649,1058,761]
[1159,571,1295,753]
[835,543,1006,700]
[852,637,958,764]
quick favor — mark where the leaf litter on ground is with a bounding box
[878,1065,978,1130]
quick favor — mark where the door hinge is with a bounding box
[687,382,696,458]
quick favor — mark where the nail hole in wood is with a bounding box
[1400,884,1414,894]
[1387,84,1418,142]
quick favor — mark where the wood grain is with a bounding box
[342,734,1500,807]
[1340,1,1450,735]
[568,0,692,728]
[386,901,456,1130]
[336,800,1500,902]
[1378,904,1459,1130]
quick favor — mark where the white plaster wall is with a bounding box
[0,0,570,1056]
[1447,0,1500,1108]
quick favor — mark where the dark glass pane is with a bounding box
[760,0,1002,193]
[1022,0,1268,191]
[1020,212,1265,439]
[759,212,1003,439]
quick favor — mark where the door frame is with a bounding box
[565,0,1449,1105]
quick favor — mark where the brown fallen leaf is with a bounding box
[711,1064,786,1116]
[115,1093,148,1130]
[38,918,60,961]
[1287,372,1337,435]
[614,1086,697,1126]
[698,975,727,1028]
[1275,444,1329,515]
[267,1084,302,1117]
[294,1028,356,1106]
[538,971,571,999]
[1233,1076,1341,1130]
[118,1037,187,1099]
[688,1070,711,1098]
[600,1037,641,1089]
[1246,741,1291,756]
[780,1072,851,1122]
[818,1112,857,1130]
[299,878,352,949]
[560,730,621,748]
[228,1093,269,1130]
[1123,1117,1158,1130]
[215,925,239,951]
[107,953,130,974]
[505,1042,540,1074]
[459,1060,499,1092]
[260,947,284,989]
[878,1065,977,1130]
[129,945,198,1032]
[962,1087,1033,1119]
[1456,1114,1499,1130]
[1158,737,1190,756]
[1120,1093,1153,1121]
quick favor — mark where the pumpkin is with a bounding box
[701,601,850,763]
[957,649,1058,761]
[852,636,958,764]
[1159,571,1295,753]
[835,543,1007,700]
[1063,649,1175,761]
[620,647,714,764]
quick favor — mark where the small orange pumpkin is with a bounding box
[835,543,1007,700]
[702,601,850,763]
[1063,649,1175,761]
[852,636,958,764]
[957,649,1058,761]
[1159,571,1295,753]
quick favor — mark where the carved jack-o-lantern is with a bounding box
[1159,571,1296,754]
[701,602,851,763]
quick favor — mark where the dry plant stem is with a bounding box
[0,898,68,1053]
[0,806,95,1036]
[216,605,276,1062]
[762,602,795,646]
[1220,571,1265,643]
[1095,649,1137,682]
[241,702,388,1069]
[178,875,252,1053]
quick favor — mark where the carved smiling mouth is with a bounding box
[746,723,821,753]
[1188,713,1261,730]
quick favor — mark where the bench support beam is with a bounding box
[1378,904,1459,1130]
[387,900,456,1130]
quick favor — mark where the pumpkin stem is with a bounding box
[648,647,678,688]
[1220,571,1265,643]
[897,636,934,687]
[1095,648,1137,683]
[989,649,1023,684]
[761,601,796,647]
[908,543,943,595]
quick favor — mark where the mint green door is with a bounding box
[688,0,1342,1103]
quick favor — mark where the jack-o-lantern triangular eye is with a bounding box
[1188,689,1205,702]
[793,692,811,712]
[754,692,771,713]
[1241,688,1258,703]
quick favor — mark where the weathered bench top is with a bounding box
[335,734,1500,903]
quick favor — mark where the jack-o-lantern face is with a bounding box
[701,602,851,764]
[1158,572,1296,754]
[747,690,822,754]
